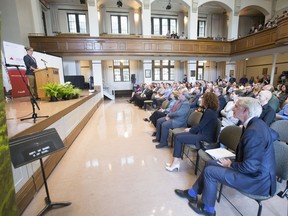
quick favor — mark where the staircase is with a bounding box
[103,83,115,100]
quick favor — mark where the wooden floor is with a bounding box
[15,98,287,216]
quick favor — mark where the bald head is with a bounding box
[262,84,274,92]
[257,90,272,106]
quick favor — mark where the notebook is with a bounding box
[205,148,235,160]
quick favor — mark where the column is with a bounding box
[227,13,239,40]
[30,0,43,33]
[270,53,278,85]
[92,60,103,97]
[188,1,198,39]
[142,0,151,38]
[87,0,99,36]
[187,60,197,83]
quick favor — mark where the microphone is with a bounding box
[41,59,48,63]
[5,63,21,67]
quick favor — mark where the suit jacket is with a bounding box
[260,104,275,126]
[167,99,190,128]
[189,108,219,142]
[231,117,277,196]
[23,54,37,75]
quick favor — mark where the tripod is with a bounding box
[14,65,49,123]
[38,158,71,216]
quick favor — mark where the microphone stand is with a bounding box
[14,65,49,123]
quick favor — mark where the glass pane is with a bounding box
[162,19,168,36]
[198,20,206,37]
[122,60,129,66]
[162,60,168,66]
[68,14,77,33]
[197,68,203,80]
[114,69,121,82]
[153,18,160,35]
[170,19,177,33]
[114,60,121,66]
[154,60,160,66]
[170,60,174,66]
[154,68,160,81]
[111,16,119,34]
[123,68,130,82]
[163,68,169,81]
[170,68,174,80]
[78,14,87,33]
[121,16,128,34]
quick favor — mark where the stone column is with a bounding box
[187,60,197,83]
[142,0,151,38]
[92,60,103,97]
[188,1,198,39]
[87,0,99,36]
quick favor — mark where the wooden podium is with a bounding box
[34,67,60,99]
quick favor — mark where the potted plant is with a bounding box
[43,83,62,101]
[60,82,81,100]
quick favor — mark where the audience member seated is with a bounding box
[152,83,172,108]
[262,84,280,112]
[171,31,178,39]
[239,75,248,86]
[257,90,276,126]
[166,92,219,172]
[278,84,288,107]
[179,32,186,39]
[134,84,153,108]
[248,76,255,85]
[189,87,203,112]
[166,31,171,38]
[152,90,190,149]
[144,91,178,128]
[174,97,278,216]
[243,84,255,98]
[214,86,227,117]
[276,103,288,120]
[221,90,242,128]
[127,83,144,103]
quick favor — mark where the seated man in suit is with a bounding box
[174,97,278,216]
[152,89,190,149]
[257,90,276,126]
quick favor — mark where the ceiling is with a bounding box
[43,0,266,15]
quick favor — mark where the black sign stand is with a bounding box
[9,128,71,215]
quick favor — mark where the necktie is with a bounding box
[171,101,181,112]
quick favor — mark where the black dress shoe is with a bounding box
[155,144,168,149]
[143,118,150,122]
[151,132,156,136]
[152,139,159,143]
[174,189,197,203]
[188,202,216,216]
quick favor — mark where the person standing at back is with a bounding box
[23,47,38,99]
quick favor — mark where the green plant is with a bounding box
[60,82,81,100]
[43,83,62,98]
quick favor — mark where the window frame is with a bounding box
[152,60,174,81]
[111,15,128,34]
[151,17,178,35]
[113,60,130,82]
[67,13,87,33]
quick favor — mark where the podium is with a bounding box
[34,67,60,99]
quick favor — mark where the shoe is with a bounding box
[174,189,197,203]
[152,132,156,136]
[152,139,159,143]
[143,118,150,122]
[155,144,167,148]
[166,163,180,172]
[127,100,131,103]
[188,202,216,216]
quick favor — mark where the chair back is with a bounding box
[219,125,242,151]
[161,100,170,109]
[213,119,222,142]
[187,111,203,127]
[274,140,288,181]
[270,120,288,143]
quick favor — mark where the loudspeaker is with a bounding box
[131,74,136,84]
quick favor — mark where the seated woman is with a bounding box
[276,103,288,120]
[166,92,219,172]
[144,90,178,128]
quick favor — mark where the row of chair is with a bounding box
[167,112,288,216]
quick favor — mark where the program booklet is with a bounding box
[205,148,235,160]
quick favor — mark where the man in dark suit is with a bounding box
[23,47,38,98]
[257,90,275,126]
[153,90,190,148]
[174,97,278,216]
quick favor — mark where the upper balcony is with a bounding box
[29,16,288,60]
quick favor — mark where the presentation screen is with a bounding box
[2,41,64,84]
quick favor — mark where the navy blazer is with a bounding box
[189,108,219,142]
[259,104,275,126]
[231,117,277,196]
[23,54,37,75]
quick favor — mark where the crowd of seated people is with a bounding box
[126,74,287,215]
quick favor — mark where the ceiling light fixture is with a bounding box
[116,0,123,8]
[166,0,171,10]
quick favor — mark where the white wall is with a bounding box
[63,61,78,75]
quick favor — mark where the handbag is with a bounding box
[200,140,220,150]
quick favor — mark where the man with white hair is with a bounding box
[257,90,276,126]
[174,97,278,216]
